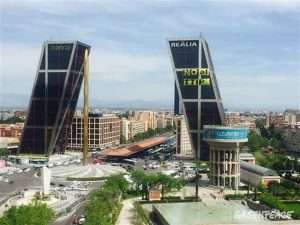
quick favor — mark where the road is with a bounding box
[0,170,40,199]
[52,202,85,225]
[52,181,103,225]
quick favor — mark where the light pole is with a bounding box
[195,169,199,199]
[83,49,89,166]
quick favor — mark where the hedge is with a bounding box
[66,176,107,181]
[259,193,300,219]
[224,194,246,200]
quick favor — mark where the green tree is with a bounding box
[85,174,127,225]
[104,174,129,197]
[130,171,183,200]
[0,148,9,158]
[85,191,114,225]
[0,201,54,225]
[157,173,183,199]
[270,138,280,149]
[255,119,265,129]
[259,137,269,148]
[0,116,25,124]
[141,174,158,200]
[131,170,146,193]
[247,131,261,151]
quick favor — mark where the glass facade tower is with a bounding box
[19,41,90,155]
[168,38,224,160]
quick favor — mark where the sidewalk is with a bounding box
[116,198,136,225]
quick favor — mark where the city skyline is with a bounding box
[1,0,300,111]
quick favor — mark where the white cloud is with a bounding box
[1,44,40,76]
[0,43,173,92]
[210,0,300,12]
[2,0,175,16]
[90,50,169,81]
[244,0,300,11]
[219,73,300,110]
[1,0,299,109]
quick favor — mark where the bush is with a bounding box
[134,202,152,225]
[224,194,246,200]
[0,201,55,225]
[163,196,181,200]
[140,197,200,204]
[183,196,201,201]
[66,176,107,181]
[84,174,129,225]
[259,193,300,220]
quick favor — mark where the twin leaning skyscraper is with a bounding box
[168,38,224,160]
[20,37,224,160]
[20,41,90,155]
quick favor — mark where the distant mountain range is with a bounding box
[1,93,294,112]
[0,93,173,110]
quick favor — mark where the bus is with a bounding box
[122,159,137,165]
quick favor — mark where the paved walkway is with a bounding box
[51,164,126,179]
[116,198,136,225]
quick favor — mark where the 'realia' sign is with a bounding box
[170,41,198,48]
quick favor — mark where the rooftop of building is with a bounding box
[44,40,91,49]
[0,137,20,148]
[153,201,271,225]
[284,109,300,114]
[240,161,278,176]
[103,136,166,157]
[74,113,119,118]
[240,152,255,160]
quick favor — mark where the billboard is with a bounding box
[203,126,249,142]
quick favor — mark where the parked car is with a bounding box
[94,159,102,164]
[78,214,86,225]
[24,168,31,172]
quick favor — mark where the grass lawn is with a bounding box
[284,202,300,211]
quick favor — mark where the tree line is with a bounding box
[0,201,54,225]
[84,171,183,225]
[121,125,173,144]
[247,122,300,173]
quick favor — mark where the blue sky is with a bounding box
[0,0,299,111]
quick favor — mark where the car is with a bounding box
[78,215,86,225]
[55,162,62,166]
[24,168,31,172]
[153,164,160,169]
[73,159,81,164]
[94,159,102,164]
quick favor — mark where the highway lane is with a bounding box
[52,181,104,225]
